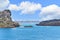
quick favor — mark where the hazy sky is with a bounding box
[0,0,60,21]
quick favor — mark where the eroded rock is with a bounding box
[0,10,19,28]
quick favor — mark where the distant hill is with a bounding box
[36,19,60,26]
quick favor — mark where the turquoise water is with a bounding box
[0,23,60,40]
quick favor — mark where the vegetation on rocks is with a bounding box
[0,10,19,28]
[36,19,60,26]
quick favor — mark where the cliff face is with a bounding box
[36,19,60,26]
[0,10,19,28]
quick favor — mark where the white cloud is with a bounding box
[8,1,42,14]
[40,4,60,21]
[8,1,60,21]
[0,0,9,11]
[8,4,19,11]
[19,1,42,14]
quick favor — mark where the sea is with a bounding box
[0,22,60,40]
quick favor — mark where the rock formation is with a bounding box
[0,10,19,28]
[36,19,60,26]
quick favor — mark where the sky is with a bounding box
[0,0,60,21]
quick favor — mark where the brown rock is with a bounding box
[0,10,20,28]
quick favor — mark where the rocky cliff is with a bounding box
[36,19,60,26]
[0,10,19,28]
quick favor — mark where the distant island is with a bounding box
[0,10,19,28]
[36,19,60,26]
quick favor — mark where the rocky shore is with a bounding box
[36,19,60,26]
[0,10,19,28]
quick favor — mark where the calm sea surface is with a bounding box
[0,22,60,40]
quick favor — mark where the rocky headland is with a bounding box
[36,19,60,26]
[0,10,19,28]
